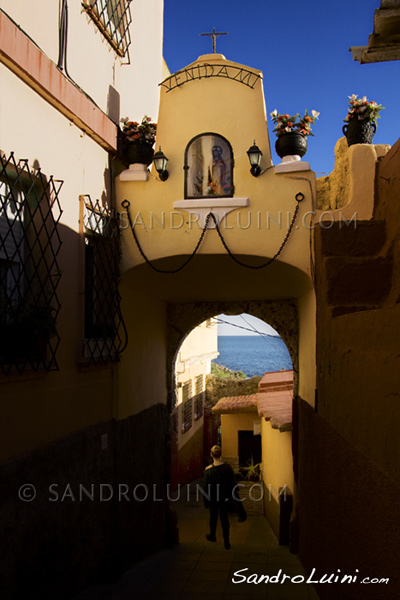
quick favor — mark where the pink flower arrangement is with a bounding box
[343,95,384,126]
[270,109,320,137]
[120,115,157,146]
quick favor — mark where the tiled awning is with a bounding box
[212,370,294,432]
[256,390,293,432]
[258,370,294,392]
[212,394,258,414]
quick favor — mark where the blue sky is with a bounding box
[216,314,277,336]
[163,0,400,175]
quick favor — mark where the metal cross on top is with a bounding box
[200,27,228,53]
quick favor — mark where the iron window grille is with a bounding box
[82,195,127,365]
[82,0,132,58]
[0,152,63,375]
[194,374,204,421]
[181,380,193,433]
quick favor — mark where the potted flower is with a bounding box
[270,109,320,159]
[120,115,157,165]
[342,95,384,146]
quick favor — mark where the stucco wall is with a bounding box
[221,412,257,458]
[0,404,170,600]
[116,283,168,419]
[261,420,294,497]
[0,0,164,122]
[298,138,400,599]
[296,398,400,600]
[315,139,400,480]
[0,3,168,596]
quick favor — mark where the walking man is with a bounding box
[203,445,236,550]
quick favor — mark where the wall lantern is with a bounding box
[247,141,262,177]
[152,147,169,181]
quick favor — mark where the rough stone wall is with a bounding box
[206,373,262,403]
[0,404,170,600]
[314,138,400,475]
[316,138,351,210]
[316,137,391,211]
[297,138,400,599]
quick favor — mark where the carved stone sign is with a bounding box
[160,63,261,93]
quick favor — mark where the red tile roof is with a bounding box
[212,394,258,413]
[212,370,293,432]
[258,370,294,393]
[256,390,293,432]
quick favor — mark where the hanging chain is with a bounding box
[121,199,212,274]
[211,192,304,269]
[121,193,304,274]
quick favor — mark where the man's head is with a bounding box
[210,445,222,459]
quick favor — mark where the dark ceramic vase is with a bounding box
[275,132,308,159]
[124,142,154,165]
[342,120,376,147]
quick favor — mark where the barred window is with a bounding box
[82,0,132,57]
[181,380,193,433]
[0,153,62,375]
[82,195,126,364]
[194,374,204,421]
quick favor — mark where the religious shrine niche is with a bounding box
[184,133,234,199]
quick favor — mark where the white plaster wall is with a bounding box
[0,65,109,231]
[1,0,164,122]
[177,319,218,366]
[0,0,59,60]
[118,0,165,122]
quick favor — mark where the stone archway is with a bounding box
[166,298,298,412]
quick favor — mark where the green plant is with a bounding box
[343,95,384,127]
[211,363,246,379]
[120,115,157,145]
[232,464,243,481]
[270,109,320,137]
[241,456,262,482]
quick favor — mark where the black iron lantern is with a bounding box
[152,147,169,181]
[247,141,262,177]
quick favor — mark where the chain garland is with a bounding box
[121,193,304,274]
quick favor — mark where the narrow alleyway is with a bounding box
[73,484,320,600]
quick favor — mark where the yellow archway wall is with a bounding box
[115,52,317,421]
[115,261,316,421]
[117,53,316,279]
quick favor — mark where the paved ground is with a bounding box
[74,487,320,600]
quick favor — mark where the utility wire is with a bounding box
[216,316,291,361]
[215,317,277,338]
[239,314,290,359]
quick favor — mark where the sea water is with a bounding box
[213,335,292,377]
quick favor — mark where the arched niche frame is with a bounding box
[166,300,298,412]
[184,133,234,199]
